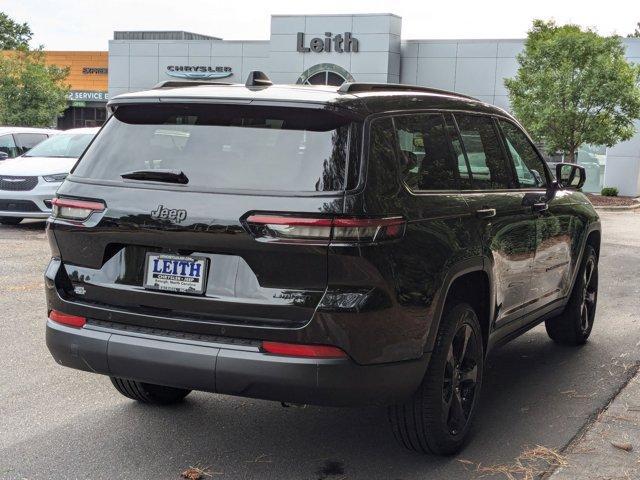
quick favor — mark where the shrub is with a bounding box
[601,187,619,196]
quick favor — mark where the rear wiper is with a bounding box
[120,169,189,184]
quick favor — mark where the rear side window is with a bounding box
[367,117,399,197]
[498,120,548,188]
[346,123,362,190]
[73,104,356,193]
[455,114,515,190]
[394,114,459,191]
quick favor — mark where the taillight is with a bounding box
[261,341,347,358]
[332,217,405,243]
[245,214,405,245]
[51,197,105,221]
[49,309,86,328]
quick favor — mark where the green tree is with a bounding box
[505,20,640,163]
[0,50,69,127]
[0,12,32,50]
[629,22,640,38]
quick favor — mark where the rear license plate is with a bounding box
[144,253,208,295]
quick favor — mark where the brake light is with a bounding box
[49,309,86,328]
[332,217,405,242]
[51,197,105,221]
[245,215,405,244]
[261,341,347,358]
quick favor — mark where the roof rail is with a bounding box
[246,70,273,88]
[337,82,478,101]
[152,80,234,89]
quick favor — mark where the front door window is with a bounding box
[0,134,20,158]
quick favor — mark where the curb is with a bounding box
[547,364,640,479]
[593,203,640,212]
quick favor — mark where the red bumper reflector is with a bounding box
[49,309,86,328]
[261,341,347,358]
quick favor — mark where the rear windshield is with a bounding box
[72,104,356,193]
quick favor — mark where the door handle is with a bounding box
[532,203,549,213]
[476,208,496,219]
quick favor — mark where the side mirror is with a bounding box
[555,163,586,190]
[0,151,8,161]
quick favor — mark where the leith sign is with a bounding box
[296,32,359,53]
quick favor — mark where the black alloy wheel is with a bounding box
[579,254,598,335]
[389,303,484,455]
[545,244,598,345]
[443,320,480,436]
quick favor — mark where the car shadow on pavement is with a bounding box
[2,326,606,480]
[0,220,47,231]
[15,220,47,229]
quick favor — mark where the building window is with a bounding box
[57,106,107,129]
[297,63,354,86]
[304,71,346,86]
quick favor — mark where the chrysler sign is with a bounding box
[166,65,233,80]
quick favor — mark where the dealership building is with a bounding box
[44,51,109,128]
[107,13,640,195]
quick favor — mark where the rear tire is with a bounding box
[545,245,598,346]
[110,377,191,405]
[388,303,484,455]
[0,217,22,225]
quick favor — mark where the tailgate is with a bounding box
[50,181,342,330]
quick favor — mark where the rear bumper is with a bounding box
[46,319,429,407]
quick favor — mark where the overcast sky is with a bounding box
[3,0,639,51]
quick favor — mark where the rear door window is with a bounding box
[443,114,473,190]
[454,114,515,190]
[72,104,357,193]
[394,113,459,191]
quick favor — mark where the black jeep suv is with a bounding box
[45,74,600,455]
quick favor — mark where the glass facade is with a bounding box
[547,145,607,193]
[57,105,107,129]
[577,145,607,193]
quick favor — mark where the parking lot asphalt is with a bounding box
[1,211,639,480]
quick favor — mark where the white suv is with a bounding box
[0,127,98,225]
